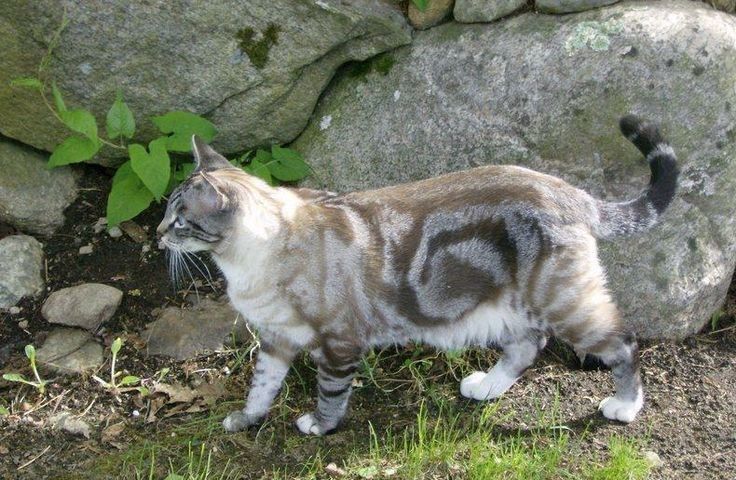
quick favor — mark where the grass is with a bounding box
[80,346,653,480]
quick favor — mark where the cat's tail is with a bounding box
[593,115,679,240]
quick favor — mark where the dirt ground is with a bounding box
[1,166,735,479]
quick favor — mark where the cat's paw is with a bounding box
[460,370,516,401]
[295,413,338,436]
[222,410,258,432]
[598,395,643,423]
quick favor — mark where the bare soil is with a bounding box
[1,167,735,479]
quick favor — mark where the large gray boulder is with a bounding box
[0,139,77,235]
[0,235,44,308]
[0,0,411,162]
[293,1,736,339]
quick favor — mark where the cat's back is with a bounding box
[333,164,593,221]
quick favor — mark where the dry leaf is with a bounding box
[195,378,227,406]
[146,396,166,423]
[119,221,148,243]
[101,422,125,444]
[154,382,198,404]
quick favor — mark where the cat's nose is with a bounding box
[155,220,167,239]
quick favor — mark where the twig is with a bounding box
[17,445,50,471]
[74,395,97,419]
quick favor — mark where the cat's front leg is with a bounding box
[223,338,298,432]
[296,339,362,436]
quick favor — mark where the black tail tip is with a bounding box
[619,114,665,156]
[619,114,643,139]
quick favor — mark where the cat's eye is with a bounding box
[174,216,185,229]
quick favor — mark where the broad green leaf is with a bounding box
[119,375,140,386]
[60,109,99,144]
[137,387,150,397]
[151,111,217,152]
[107,163,155,226]
[111,337,123,355]
[48,136,99,167]
[10,77,43,90]
[24,345,35,361]
[106,91,136,139]
[267,146,310,181]
[2,373,27,382]
[51,82,66,112]
[0,406,9,415]
[244,158,273,185]
[129,137,170,200]
[253,149,272,164]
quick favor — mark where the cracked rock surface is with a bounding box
[0,0,411,163]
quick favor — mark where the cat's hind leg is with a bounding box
[557,297,643,423]
[589,332,643,423]
[460,334,546,401]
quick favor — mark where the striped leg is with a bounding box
[296,340,361,436]
[223,341,298,432]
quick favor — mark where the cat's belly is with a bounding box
[370,293,530,350]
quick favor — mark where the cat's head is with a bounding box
[156,136,239,255]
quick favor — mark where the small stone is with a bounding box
[132,410,140,417]
[9,306,21,315]
[408,0,454,30]
[108,226,123,238]
[50,412,91,438]
[325,463,347,477]
[93,217,108,234]
[36,327,104,374]
[454,0,526,23]
[78,245,93,255]
[141,244,151,254]
[0,235,44,308]
[535,0,619,14]
[42,283,123,332]
[643,450,664,468]
[18,320,28,330]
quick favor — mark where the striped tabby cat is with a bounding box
[157,115,678,435]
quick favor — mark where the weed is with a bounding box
[2,345,48,394]
[92,337,148,396]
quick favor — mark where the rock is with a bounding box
[108,226,123,239]
[42,283,123,332]
[408,0,454,30]
[49,412,91,438]
[293,1,736,339]
[643,450,664,468]
[536,0,619,14]
[454,0,527,23]
[9,306,21,315]
[18,320,28,329]
[0,1,411,163]
[0,140,77,235]
[325,462,347,477]
[36,327,104,374]
[0,235,43,308]
[78,245,93,255]
[144,298,251,360]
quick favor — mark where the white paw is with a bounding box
[599,393,644,423]
[223,410,250,432]
[460,371,488,399]
[295,413,325,436]
[460,370,516,401]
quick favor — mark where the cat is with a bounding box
[156,115,678,435]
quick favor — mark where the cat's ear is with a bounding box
[191,135,232,172]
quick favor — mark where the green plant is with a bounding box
[411,0,430,12]
[11,15,310,226]
[2,345,48,394]
[93,338,148,396]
